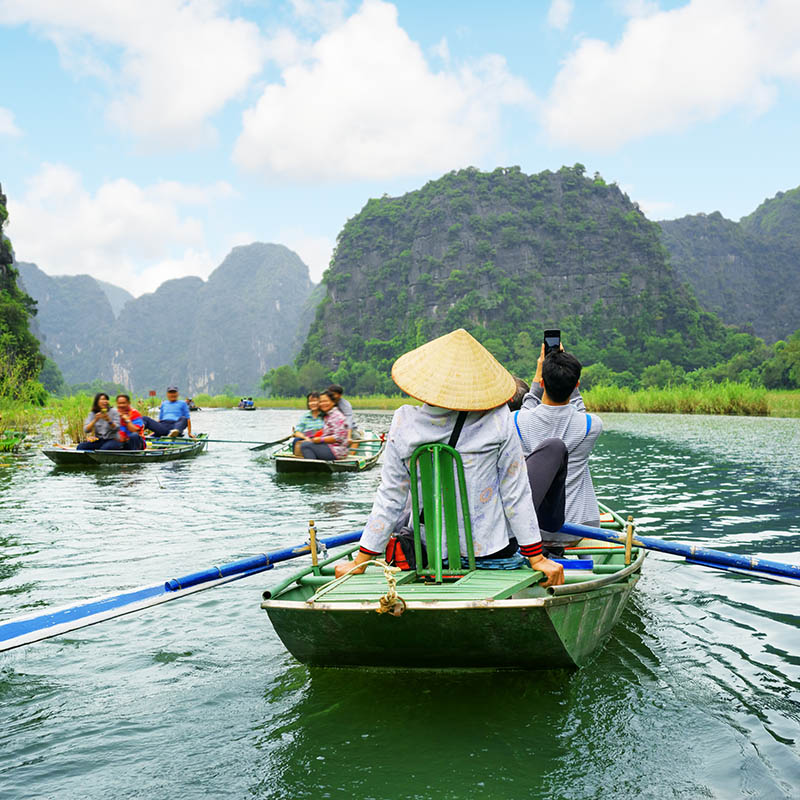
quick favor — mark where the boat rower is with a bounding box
[334,329,564,588]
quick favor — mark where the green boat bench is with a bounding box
[307,567,543,604]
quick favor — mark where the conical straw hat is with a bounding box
[391,329,516,410]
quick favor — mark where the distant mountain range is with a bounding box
[659,186,800,342]
[15,171,800,396]
[18,243,315,394]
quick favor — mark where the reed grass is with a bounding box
[766,390,800,418]
[584,381,770,416]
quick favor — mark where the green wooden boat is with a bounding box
[43,434,209,466]
[261,538,642,669]
[272,430,385,474]
[261,440,643,670]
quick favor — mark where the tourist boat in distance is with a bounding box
[261,503,643,669]
[42,434,209,466]
[271,431,385,474]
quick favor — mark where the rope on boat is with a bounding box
[307,558,407,616]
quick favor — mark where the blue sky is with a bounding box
[1,0,798,294]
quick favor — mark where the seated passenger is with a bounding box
[77,392,120,450]
[334,329,564,588]
[100,394,145,450]
[514,344,603,553]
[142,385,192,438]
[292,392,324,455]
[507,376,530,411]
[326,384,356,434]
[296,391,349,461]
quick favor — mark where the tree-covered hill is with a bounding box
[297,165,754,391]
[660,186,800,342]
[0,183,45,397]
[20,243,316,394]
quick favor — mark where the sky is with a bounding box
[1,0,799,296]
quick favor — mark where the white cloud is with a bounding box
[6,164,225,295]
[276,227,334,282]
[542,0,800,150]
[0,106,22,136]
[290,0,347,30]
[233,0,533,180]
[0,1,266,145]
[613,0,660,17]
[547,0,574,31]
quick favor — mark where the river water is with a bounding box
[1,410,798,799]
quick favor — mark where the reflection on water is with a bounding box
[0,409,798,798]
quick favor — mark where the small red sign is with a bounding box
[148,390,157,396]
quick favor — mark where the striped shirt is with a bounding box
[294,410,324,435]
[359,404,541,559]
[516,385,602,543]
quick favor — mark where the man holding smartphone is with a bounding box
[512,334,603,554]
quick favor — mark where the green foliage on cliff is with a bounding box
[0,184,45,399]
[660,185,800,342]
[297,165,759,393]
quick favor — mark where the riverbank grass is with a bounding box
[583,382,774,415]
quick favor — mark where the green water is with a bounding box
[1,410,798,799]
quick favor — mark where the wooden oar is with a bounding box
[152,435,291,450]
[0,529,363,653]
[560,522,800,583]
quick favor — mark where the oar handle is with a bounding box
[164,529,363,590]
[560,522,800,581]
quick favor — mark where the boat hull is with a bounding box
[264,576,638,669]
[43,435,208,466]
[272,431,385,474]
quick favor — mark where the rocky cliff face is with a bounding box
[20,243,315,393]
[299,165,742,378]
[659,187,800,343]
[16,262,116,383]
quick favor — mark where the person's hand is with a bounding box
[534,344,546,382]
[529,556,564,588]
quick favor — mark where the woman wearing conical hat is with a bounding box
[335,329,564,588]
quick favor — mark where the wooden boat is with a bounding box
[271,431,385,474]
[43,434,209,466]
[262,488,643,670]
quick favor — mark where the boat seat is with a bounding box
[409,441,476,583]
[307,567,541,603]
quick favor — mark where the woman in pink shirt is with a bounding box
[297,391,349,460]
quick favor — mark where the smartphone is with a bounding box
[543,329,561,356]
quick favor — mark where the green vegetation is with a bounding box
[296,165,768,394]
[0,184,46,409]
[583,382,770,416]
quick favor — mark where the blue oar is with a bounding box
[0,530,362,653]
[561,522,800,582]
